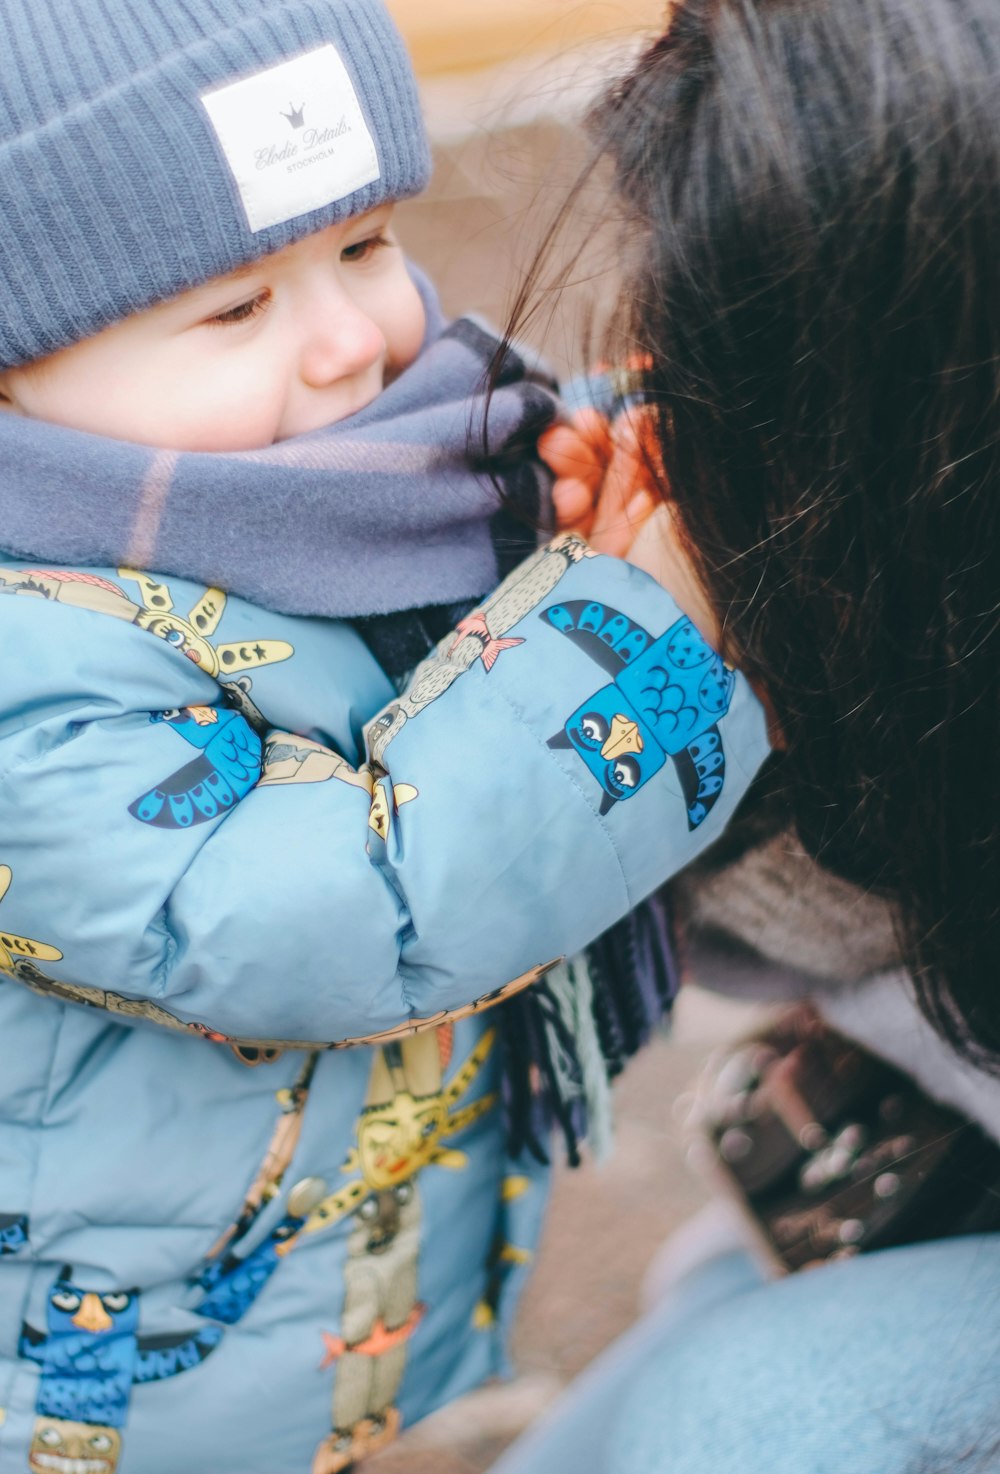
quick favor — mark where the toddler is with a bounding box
[0,1,770,1470]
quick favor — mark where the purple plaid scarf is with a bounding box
[0,272,555,619]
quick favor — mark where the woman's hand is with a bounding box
[541,407,777,736]
[540,408,657,558]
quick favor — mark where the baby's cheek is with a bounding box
[384,282,427,377]
[165,377,282,453]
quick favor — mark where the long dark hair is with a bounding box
[515,0,1000,1063]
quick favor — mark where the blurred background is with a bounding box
[390,0,666,377]
[390,0,665,74]
[367,6,759,1470]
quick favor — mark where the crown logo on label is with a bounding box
[280,101,306,129]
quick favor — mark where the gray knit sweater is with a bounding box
[670,809,1000,1142]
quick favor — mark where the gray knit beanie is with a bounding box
[0,0,430,366]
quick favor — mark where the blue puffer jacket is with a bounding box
[0,538,768,1474]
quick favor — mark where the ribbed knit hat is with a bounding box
[0,0,430,366]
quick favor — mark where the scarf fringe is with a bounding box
[499,888,680,1167]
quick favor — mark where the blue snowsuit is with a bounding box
[0,537,768,1472]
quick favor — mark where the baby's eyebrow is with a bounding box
[179,260,264,304]
[218,261,262,285]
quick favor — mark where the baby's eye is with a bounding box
[206,291,271,327]
[340,232,391,265]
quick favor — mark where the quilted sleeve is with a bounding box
[0,541,770,1046]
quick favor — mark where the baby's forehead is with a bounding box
[200,260,261,293]
[186,258,262,296]
[148,231,324,319]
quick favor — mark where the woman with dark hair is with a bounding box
[489,0,1000,1466]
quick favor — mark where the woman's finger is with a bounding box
[538,408,613,481]
[552,476,597,532]
[589,412,660,556]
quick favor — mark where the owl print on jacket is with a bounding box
[542,600,735,828]
[129,705,263,829]
[19,1267,222,1471]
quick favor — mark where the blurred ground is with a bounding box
[393,23,655,379]
[370,22,760,1472]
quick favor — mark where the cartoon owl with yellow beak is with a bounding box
[543,601,735,828]
[19,1268,221,1432]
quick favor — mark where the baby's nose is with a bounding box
[299,293,385,388]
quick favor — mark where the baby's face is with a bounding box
[0,206,425,451]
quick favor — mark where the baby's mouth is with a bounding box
[276,370,386,443]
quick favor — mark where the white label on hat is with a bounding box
[201,44,381,233]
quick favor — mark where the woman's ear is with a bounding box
[626,504,722,649]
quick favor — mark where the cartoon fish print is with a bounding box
[0,567,133,618]
[0,863,168,1034]
[448,611,524,672]
[129,705,263,829]
[366,534,593,765]
[19,1269,222,1431]
[542,600,735,827]
[218,674,270,731]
